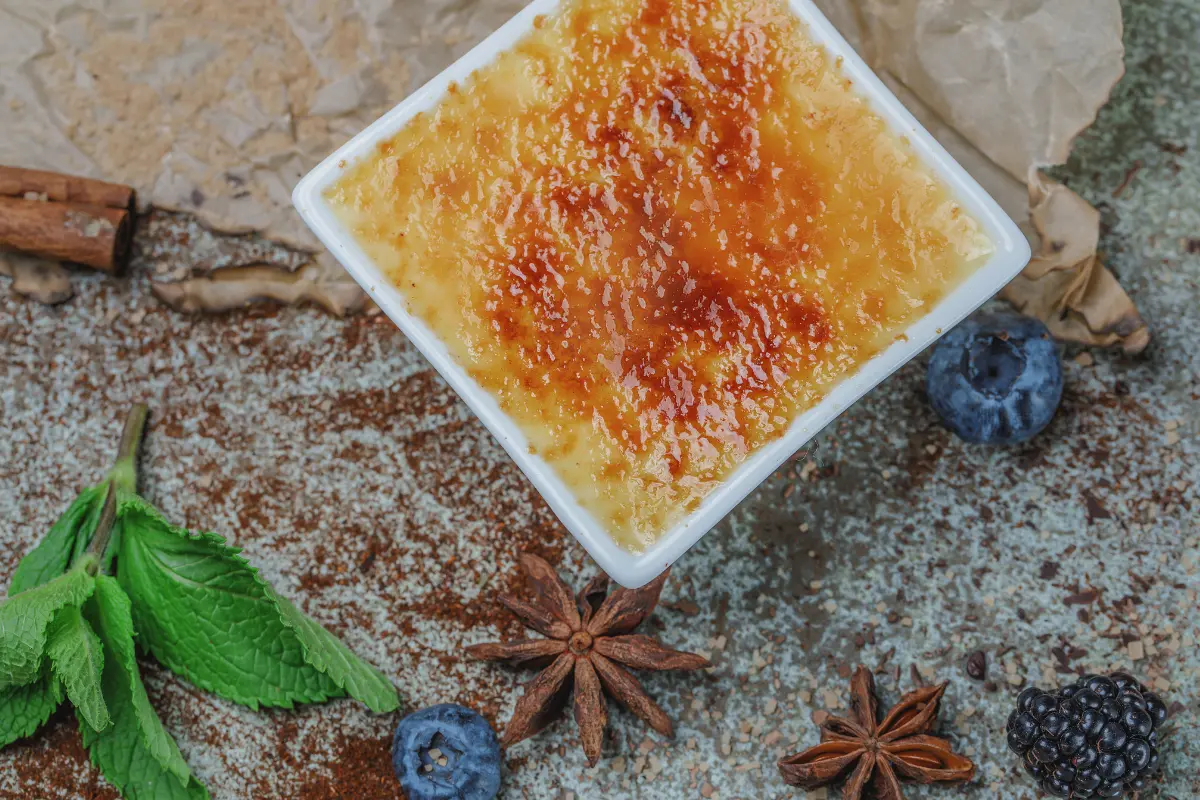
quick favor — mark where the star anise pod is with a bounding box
[778,666,976,799]
[465,554,709,766]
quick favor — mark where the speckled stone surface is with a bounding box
[1,0,1197,798]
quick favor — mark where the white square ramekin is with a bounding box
[293,0,1031,587]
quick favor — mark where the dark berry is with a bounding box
[1075,768,1101,792]
[1017,687,1042,712]
[1080,709,1106,739]
[1073,746,1099,770]
[1040,711,1070,737]
[1085,676,1119,699]
[1058,729,1088,757]
[392,704,502,800]
[1124,739,1152,771]
[1006,673,1170,799]
[1109,673,1135,691]
[1032,737,1060,762]
[1008,710,1039,744]
[1031,693,1059,720]
[926,312,1063,444]
[1122,707,1153,738]
[1144,693,1168,725]
[1097,752,1127,782]
[1101,699,1124,720]
[1118,689,1146,711]
[1043,778,1071,797]
[1097,721,1128,753]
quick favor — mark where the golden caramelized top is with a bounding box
[326,0,992,550]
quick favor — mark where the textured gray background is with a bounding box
[1,0,1197,797]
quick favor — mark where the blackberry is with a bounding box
[1006,673,1169,798]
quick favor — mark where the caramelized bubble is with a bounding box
[326,0,992,550]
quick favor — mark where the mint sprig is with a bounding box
[0,405,401,800]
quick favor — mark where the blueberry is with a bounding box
[392,704,502,800]
[926,312,1062,444]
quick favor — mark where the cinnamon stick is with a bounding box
[0,196,132,273]
[0,165,135,211]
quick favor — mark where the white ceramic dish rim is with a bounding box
[293,0,1031,588]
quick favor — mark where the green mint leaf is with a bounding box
[80,579,210,800]
[116,497,343,709]
[85,575,191,783]
[45,604,110,732]
[269,591,400,713]
[8,484,106,596]
[0,567,95,691]
[0,665,63,749]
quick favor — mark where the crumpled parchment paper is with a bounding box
[0,0,1147,349]
[817,0,1148,352]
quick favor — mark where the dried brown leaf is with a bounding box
[592,635,709,671]
[589,651,672,737]
[1001,173,1149,353]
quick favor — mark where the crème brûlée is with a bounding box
[326,0,993,551]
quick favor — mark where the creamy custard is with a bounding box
[326,0,992,550]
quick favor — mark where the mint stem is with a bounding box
[80,404,149,572]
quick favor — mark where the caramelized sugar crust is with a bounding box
[327,0,992,549]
